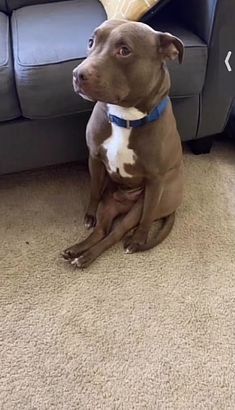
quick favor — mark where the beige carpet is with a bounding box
[0,141,234,409]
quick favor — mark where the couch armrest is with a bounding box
[180,0,235,137]
[196,0,235,137]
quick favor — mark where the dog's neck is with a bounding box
[136,64,170,114]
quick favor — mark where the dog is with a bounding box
[62,19,184,268]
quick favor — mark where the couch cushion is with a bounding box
[0,12,21,121]
[12,0,106,119]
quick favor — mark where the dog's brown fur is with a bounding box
[63,20,184,268]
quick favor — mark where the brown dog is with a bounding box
[63,20,184,268]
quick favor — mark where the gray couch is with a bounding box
[226,101,235,138]
[0,0,235,175]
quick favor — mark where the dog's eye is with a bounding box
[118,46,131,57]
[88,38,94,48]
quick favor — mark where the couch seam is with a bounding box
[11,11,20,65]
[0,113,21,121]
[18,95,199,120]
[20,106,94,120]
[16,57,85,68]
[208,0,218,43]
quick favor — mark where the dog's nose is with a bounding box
[73,69,88,85]
[78,70,88,82]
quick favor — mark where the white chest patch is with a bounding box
[103,105,146,178]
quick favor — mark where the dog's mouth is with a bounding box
[78,92,95,102]
[73,77,130,105]
[76,88,129,105]
[73,80,95,102]
[76,87,121,105]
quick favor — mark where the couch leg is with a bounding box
[188,136,214,155]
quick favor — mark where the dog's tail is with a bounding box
[138,212,175,252]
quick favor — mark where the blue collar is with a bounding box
[108,97,170,129]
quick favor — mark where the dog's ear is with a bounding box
[157,32,184,64]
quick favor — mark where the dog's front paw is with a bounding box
[71,251,94,269]
[62,244,82,260]
[84,213,96,230]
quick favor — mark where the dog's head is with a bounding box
[73,20,183,107]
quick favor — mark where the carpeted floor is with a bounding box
[0,141,234,409]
